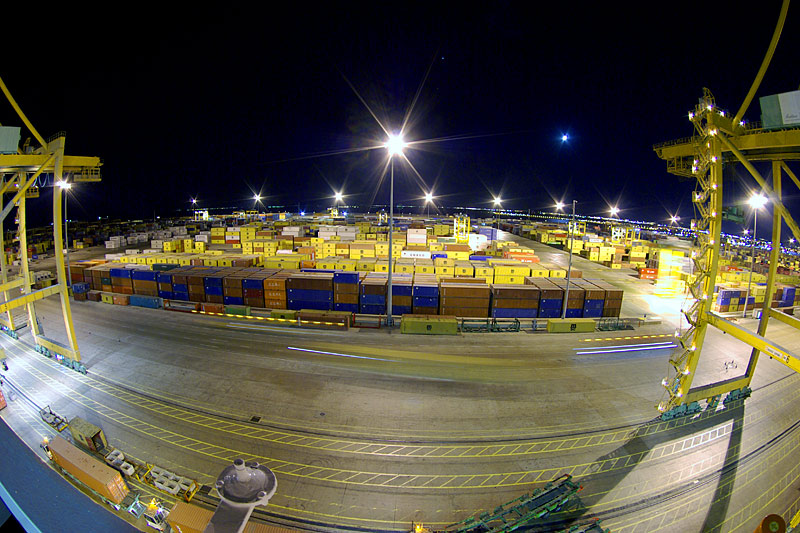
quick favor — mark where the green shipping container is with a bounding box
[225,305,251,316]
[270,309,297,320]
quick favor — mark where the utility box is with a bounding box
[547,318,596,333]
[69,416,108,452]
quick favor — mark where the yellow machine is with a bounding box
[653,1,800,416]
[0,75,102,365]
[453,215,470,244]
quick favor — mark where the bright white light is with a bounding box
[300,211,305,216]
[335,192,343,202]
[748,193,767,209]
[610,206,620,216]
[555,202,565,211]
[385,134,406,156]
[191,198,197,204]
[670,215,678,224]
[561,134,569,142]
[425,192,434,203]
[56,180,71,190]
[253,195,261,201]
[790,238,796,244]
[493,196,502,206]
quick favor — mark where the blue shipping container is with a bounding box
[204,286,223,296]
[333,272,359,284]
[173,283,188,293]
[469,255,490,261]
[131,270,157,282]
[172,292,189,301]
[288,300,332,311]
[412,285,439,298]
[158,291,173,300]
[110,268,132,278]
[492,308,537,318]
[287,289,332,302]
[224,296,244,305]
[538,308,562,318]
[391,305,413,315]
[583,309,603,318]
[583,299,604,310]
[242,278,262,289]
[359,304,386,315]
[156,272,173,284]
[392,284,413,296]
[413,296,439,307]
[204,277,223,288]
[539,299,563,310]
[72,282,90,294]
[129,295,162,309]
[360,294,386,306]
[565,308,582,318]
[334,303,359,313]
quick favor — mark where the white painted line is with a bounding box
[577,343,677,355]
[287,346,399,362]
[575,341,675,351]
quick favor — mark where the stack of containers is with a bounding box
[171,269,190,301]
[407,228,428,246]
[360,274,387,315]
[157,271,174,300]
[242,275,265,308]
[527,278,563,318]
[264,271,290,309]
[223,274,245,306]
[490,284,539,318]
[411,274,438,315]
[110,267,134,295]
[393,273,414,315]
[333,271,360,313]
[287,272,333,311]
[555,279,584,318]
[580,280,606,318]
[132,270,159,297]
[440,282,490,317]
[587,279,623,317]
[204,274,224,304]
[187,272,206,303]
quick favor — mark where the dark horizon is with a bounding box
[2,4,799,240]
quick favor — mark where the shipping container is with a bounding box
[47,436,129,505]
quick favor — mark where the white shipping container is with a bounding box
[195,235,209,243]
[125,249,141,255]
[151,240,163,248]
[105,241,118,248]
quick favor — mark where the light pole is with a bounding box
[56,180,73,285]
[559,200,577,319]
[384,133,406,326]
[743,193,767,318]
[191,198,198,220]
[493,196,502,232]
[424,192,434,219]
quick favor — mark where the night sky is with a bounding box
[2,4,798,238]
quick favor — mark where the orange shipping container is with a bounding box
[47,436,129,505]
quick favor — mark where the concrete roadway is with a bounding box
[0,233,799,532]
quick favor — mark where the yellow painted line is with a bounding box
[578,334,673,342]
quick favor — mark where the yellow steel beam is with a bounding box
[717,133,800,243]
[781,161,800,192]
[745,161,783,386]
[0,175,20,196]
[766,308,800,330]
[0,154,54,222]
[0,277,25,293]
[50,137,81,361]
[705,311,800,374]
[685,376,752,404]
[35,336,78,361]
[732,0,790,126]
[0,284,62,315]
[17,197,41,337]
[0,154,101,173]
[656,128,800,160]
[0,75,46,148]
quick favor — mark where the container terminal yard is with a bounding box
[3,7,800,533]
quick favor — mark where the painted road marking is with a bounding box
[579,334,674,342]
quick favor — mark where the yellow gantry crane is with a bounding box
[652,0,800,417]
[0,75,102,367]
